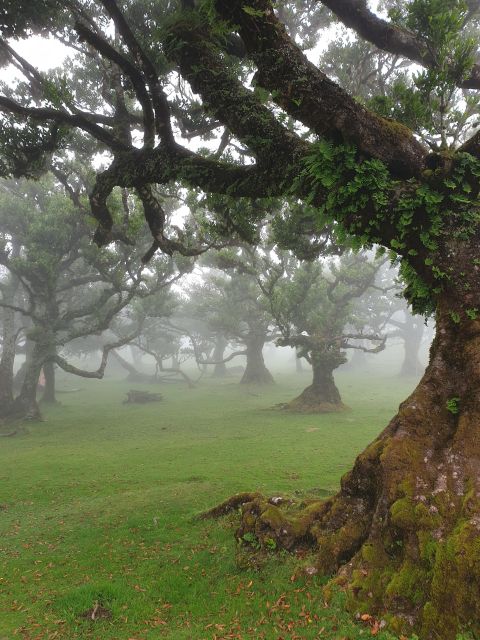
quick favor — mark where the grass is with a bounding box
[0,366,427,639]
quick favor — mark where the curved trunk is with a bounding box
[10,341,48,420]
[240,335,274,385]
[287,350,346,412]
[212,334,228,378]
[400,315,425,377]
[232,300,480,639]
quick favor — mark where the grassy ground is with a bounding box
[0,367,438,639]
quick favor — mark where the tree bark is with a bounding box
[240,335,274,385]
[212,334,228,378]
[286,351,347,412]
[232,299,480,639]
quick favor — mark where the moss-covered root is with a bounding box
[236,498,320,551]
[198,492,262,519]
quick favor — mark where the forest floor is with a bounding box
[0,367,471,640]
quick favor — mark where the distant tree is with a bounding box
[263,251,386,411]
[389,310,427,377]
[0,176,183,418]
[189,256,276,384]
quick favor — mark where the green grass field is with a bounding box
[0,368,437,639]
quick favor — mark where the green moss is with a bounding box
[390,497,417,530]
[417,530,438,566]
[385,561,429,606]
[379,115,417,141]
[414,502,441,529]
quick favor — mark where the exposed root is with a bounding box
[199,492,262,519]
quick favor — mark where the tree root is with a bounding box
[199,492,262,519]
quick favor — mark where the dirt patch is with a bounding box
[79,603,112,621]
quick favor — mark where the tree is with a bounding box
[265,252,386,412]
[188,263,276,384]
[0,176,183,418]
[2,1,480,636]
[389,309,428,377]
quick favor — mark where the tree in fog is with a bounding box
[350,261,431,377]
[189,255,276,384]
[265,251,386,412]
[3,0,480,635]
[0,177,183,418]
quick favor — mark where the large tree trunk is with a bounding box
[400,314,425,377]
[286,350,347,412]
[240,335,274,385]
[212,334,228,378]
[225,301,480,639]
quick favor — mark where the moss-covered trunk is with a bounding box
[240,334,274,385]
[231,300,480,639]
[287,349,346,412]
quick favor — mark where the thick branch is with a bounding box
[89,145,287,246]
[164,14,308,173]
[215,0,427,178]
